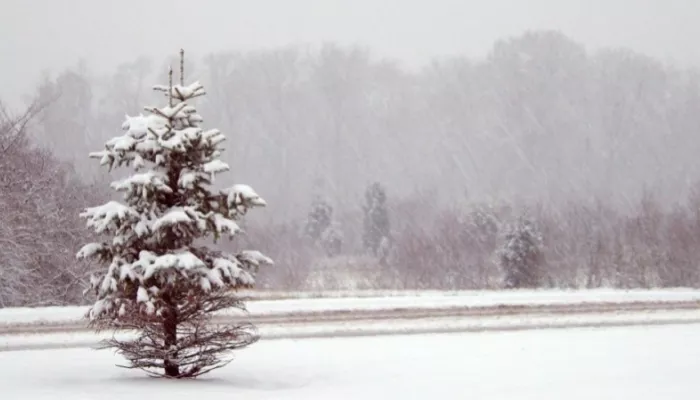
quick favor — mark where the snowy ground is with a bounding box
[2,325,699,399]
[3,288,700,325]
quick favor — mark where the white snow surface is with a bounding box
[2,289,700,325]
[1,325,699,399]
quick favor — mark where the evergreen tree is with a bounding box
[304,196,344,257]
[76,50,272,379]
[321,220,343,257]
[497,215,543,289]
[362,182,390,257]
[304,196,333,242]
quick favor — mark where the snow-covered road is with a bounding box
[2,324,698,399]
[3,289,700,335]
[4,307,700,352]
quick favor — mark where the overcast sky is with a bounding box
[1,0,699,106]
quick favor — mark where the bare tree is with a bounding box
[0,100,104,307]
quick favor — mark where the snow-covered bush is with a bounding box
[77,52,272,378]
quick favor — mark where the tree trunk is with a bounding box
[163,300,179,377]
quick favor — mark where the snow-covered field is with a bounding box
[3,288,700,326]
[2,324,699,399]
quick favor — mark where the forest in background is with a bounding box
[3,30,700,307]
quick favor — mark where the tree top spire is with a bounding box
[180,48,185,86]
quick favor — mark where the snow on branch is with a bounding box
[80,201,137,234]
[110,170,172,197]
[237,250,274,273]
[212,213,241,237]
[76,242,111,261]
[153,81,206,102]
[203,159,229,180]
[225,184,267,217]
[137,249,207,280]
[144,102,189,121]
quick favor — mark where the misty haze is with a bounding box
[2,1,700,398]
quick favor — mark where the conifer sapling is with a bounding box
[77,50,272,378]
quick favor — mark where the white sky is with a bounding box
[1,0,699,106]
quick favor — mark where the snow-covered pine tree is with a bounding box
[497,215,543,289]
[303,196,345,257]
[320,220,343,257]
[304,196,333,242]
[76,50,272,379]
[362,182,390,258]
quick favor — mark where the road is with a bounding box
[3,300,700,352]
